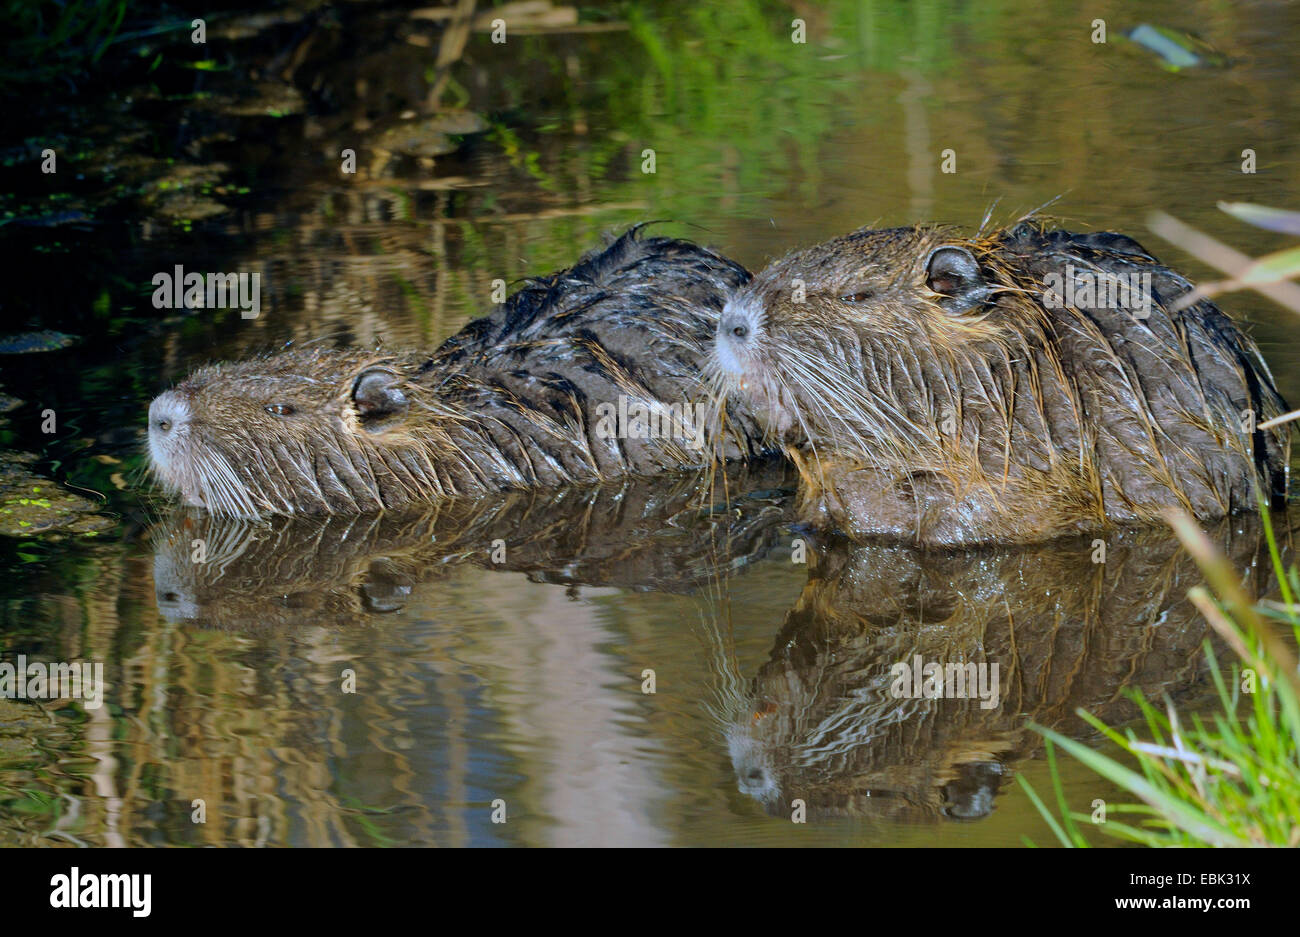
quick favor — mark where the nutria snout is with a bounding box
[713,221,1291,545]
[147,229,771,517]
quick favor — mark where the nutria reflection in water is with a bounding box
[709,519,1279,821]
[147,229,771,517]
[150,462,797,630]
[149,453,1282,825]
[714,221,1292,545]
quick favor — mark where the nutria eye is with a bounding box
[731,324,749,339]
[841,290,874,303]
[265,403,295,416]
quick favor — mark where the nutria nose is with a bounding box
[720,314,749,341]
[148,390,191,437]
[722,311,754,345]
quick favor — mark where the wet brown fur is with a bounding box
[712,221,1291,545]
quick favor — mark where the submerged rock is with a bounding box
[0,459,113,537]
[372,111,488,158]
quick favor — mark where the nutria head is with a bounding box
[713,221,1291,544]
[148,348,468,515]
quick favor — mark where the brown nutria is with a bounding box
[148,228,771,517]
[712,220,1292,545]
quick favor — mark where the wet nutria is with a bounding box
[148,228,771,517]
[713,221,1292,545]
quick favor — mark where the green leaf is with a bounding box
[1238,245,1300,286]
[1036,726,1243,847]
[1218,202,1300,236]
[1015,771,1074,848]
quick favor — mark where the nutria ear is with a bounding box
[925,245,993,316]
[352,368,409,429]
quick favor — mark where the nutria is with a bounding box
[148,229,771,517]
[713,221,1292,545]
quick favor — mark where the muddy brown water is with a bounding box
[1,0,1299,846]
